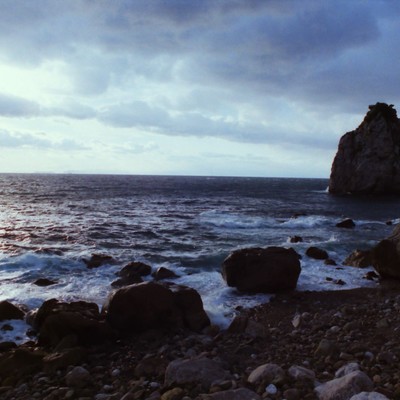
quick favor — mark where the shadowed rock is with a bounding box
[329,103,400,194]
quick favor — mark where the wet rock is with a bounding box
[344,250,372,268]
[119,261,152,277]
[164,357,231,391]
[306,247,329,260]
[247,363,285,385]
[315,371,373,400]
[371,224,400,279]
[83,253,115,269]
[111,275,143,288]
[329,103,400,194]
[221,246,301,293]
[103,281,209,334]
[336,219,356,229]
[34,299,114,347]
[0,300,25,321]
[33,278,57,286]
[290,236,303,243]
[152,267,179,281]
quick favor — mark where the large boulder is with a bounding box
[102,281,210,334]
[221,247,301,293]
[33,299,114,348]
[371,224,400,279]
[329,103,400,194]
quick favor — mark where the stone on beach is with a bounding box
[103,281,210,334]
[34,299,114,347]
[315,371,373,400]
[371,223,400,279]
[164,357,231,390]
[221,246,301,293]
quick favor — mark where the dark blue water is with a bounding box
[0,174,399,339]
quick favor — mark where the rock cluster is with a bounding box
[2,286,400,399]
[329,102,400,194]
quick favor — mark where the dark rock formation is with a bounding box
[33,299,115,348]
[152,266,179,280]
[329,103,400,194]
[0,301,25,321]
[336,218,355,229]
[371,224,400,279]
[343,249,372,268]
[306,247,329,260]
[119,261,152,277]
[82,253,115,269]
[103,281,210,334]
[221,247,301,293]
[33,278,57,287]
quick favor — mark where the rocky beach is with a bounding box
[1,282,400,400]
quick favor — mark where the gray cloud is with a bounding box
[0,130,87,150]
[0,0,399,147]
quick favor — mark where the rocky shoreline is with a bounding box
[1,282,400,400]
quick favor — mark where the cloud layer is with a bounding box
[0,0,399,175]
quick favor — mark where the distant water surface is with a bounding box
[0,174,399,341]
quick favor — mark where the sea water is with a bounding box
[0,174,399,343]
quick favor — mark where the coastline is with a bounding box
[1,283,400,399]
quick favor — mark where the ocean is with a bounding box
[1,174,399,343]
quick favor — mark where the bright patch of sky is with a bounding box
[0,0,399,177]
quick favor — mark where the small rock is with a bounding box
[335,363,360,378]
[161,387,184,400]
[65,366,91,388]
[336,219,355,229]
[247,363,285,385]
[207,388,261,400]
[306,247,329,260]
[315,371,373,400]
[288,365,315,382]
[265,383,278,395]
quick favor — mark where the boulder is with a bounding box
[315,371,373,400]
[82,253,114,269]
[103,281,210,334]
[329,103,400,194]
[306,247,329,260]
[0,301,25,321]
[336,218,356,228]
[164,357,231,390]
[350,392,390,400]
[221,247,301,293]
[118,261,152,277]
[34,299,114,348]
[344,250,372,268]
[371,224,400,279]
[152,266,179,280]
[33,278,57,286]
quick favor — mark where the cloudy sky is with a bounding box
[0,0,399,177]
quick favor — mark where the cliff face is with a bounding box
[329,103,400,194]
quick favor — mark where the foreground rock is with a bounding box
[329,102,400,194]
[34,299,114,348]
[0,301,25,321]
[221,246,301,293]
[372,223,400,279]
[103,281,210,334]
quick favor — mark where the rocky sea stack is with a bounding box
[329,102,400,194]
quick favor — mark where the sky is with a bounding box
[0,0,400,178]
